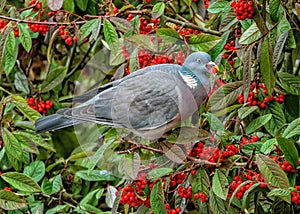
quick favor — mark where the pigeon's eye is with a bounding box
[196,59,202,63]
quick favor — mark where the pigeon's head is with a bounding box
[183,52,218,76]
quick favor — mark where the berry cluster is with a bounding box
[194,192,208,202]
[292,186,300,204]
[240,135,259,147]
[3,187,12,192]
[0,19,8,30]
[223,40,237,67]
[121,48,187,75]
[188,142,239,163]
[237,82,285,109]
[117,173,151,208]
[28,19,50,36]
[170,173,187,187]
[178,186,193,200]
[164,204,182,214]
[174,26,201,37]
[228,170,266,200]
[230,0,254,20]
[270,156,299,173]
[27,98,53,114]
[29,0,42,11]
[58,26,78,46]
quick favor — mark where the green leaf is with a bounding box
[62,0,75,12]
[260,138,277,154]
[219,9,238,32]
[260,36,276,95]
[87,139,115,170]
[246,114,272,134]
[204,112,224,132]
[1,172,41,193]
[23,161,45,182]
[241,182,262,209]
[130,34,156,52]
[45,205,69,214]
[3,36,18,76]
[0,190,26,210]
[268,188,291,203]
[14,72,30,94]
[41,66,67,92]
[238,106,258,119]
[80,188,104,205]
[278,72,300,95]
[277,17,296,48]
[147,168,173,181]
[183,0,192,6]
[282,117,300,138]
[110,39,126,65]
[0,27,13,72]
[209,189,226,214]
[76,170,116,182]
[156,28,180,43]
[208,0,229,13]
[91,17,101,41]
[189,34,221,52]
[41,174,63,195]
[79,19,98,41]
[123,153,140,179]
[269,0,280,22]
[212,170,228,200]
[256,154,289,189]
[75,0,88,11]
[239,23,261,44]
[150,180,167,214]
[277,138,299,168]
[261,102,285,137]
[6,29,15,55]
[0,0,6,13]
[273,30,289,71]
[152,2,165,19]
[208,81,244,111]
[18,24,32,53]
[2,128,22,162]
[103,19,118,46]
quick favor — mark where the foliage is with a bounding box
[0,0,300,213]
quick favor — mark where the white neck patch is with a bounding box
[179,72,198,89]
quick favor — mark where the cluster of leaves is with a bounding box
[0,0,299,213]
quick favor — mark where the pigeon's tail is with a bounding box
[35,114,81,134]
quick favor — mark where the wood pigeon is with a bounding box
[35,52,218,139]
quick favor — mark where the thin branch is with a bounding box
[163,16,222,36]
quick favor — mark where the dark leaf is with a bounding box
[161,142,185,164]
[277,138,299,168]
[14,72,30,94]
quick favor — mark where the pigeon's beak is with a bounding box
[206,62,219,75]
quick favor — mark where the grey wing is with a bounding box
[56,68,194,131]
[61,64,181,103]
